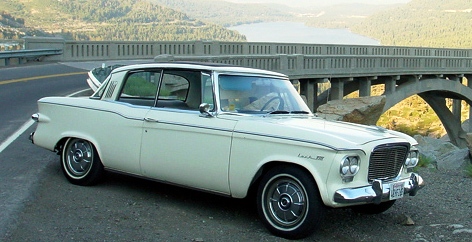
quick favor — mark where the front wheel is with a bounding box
[257,166,325,239]
[61,138,104,186]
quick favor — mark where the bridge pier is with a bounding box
[467,75,472,133]
[449,75,463,130]
[299,78,328,111]
[359,77,376,97]
[383,76,400,94]
[330,78,353,100]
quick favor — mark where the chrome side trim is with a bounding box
[333,173,425,204]
[234,130,365,153]
[38,101,147,121]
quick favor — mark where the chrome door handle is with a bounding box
[144,117,159,122]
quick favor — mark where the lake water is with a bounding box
[229,22,380,45]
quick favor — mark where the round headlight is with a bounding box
[349,157,359,174]
[341,158,350,175]
[405,157,412,166]
[405,150,419,167]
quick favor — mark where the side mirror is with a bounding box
[199,103,214,117]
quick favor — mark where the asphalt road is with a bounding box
[0,62,89,238]
[0,62,470,242]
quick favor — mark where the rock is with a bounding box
[465,133,472,157]
[414,135,459,163]
[436,148,470,170]
[414,135,471,169]
[316,96,386,125]
[398,214,415,226]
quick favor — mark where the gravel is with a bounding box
[2,160,472,242]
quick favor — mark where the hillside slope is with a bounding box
[0,11,53,40]
[351,0,472,48]
[1,0,246,41]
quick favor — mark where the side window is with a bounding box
[118,71,160,106]
[159,73,189,100]
[156,70,202,110]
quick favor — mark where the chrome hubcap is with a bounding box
[265,176,307,228]
[279,195,292,210]
[66,140,93,177]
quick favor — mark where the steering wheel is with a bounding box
[260,96,284,111]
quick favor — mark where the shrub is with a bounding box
[414,154,433,172]
[465,164,472,178]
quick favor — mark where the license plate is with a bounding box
[389,182,404,200]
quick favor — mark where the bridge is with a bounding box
[10,37,472,148]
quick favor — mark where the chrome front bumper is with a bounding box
[334,173,424,204]
[29,132,34,144]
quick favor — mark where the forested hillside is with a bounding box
[350,0,472,48]
[1,0,246,41]
[0,11,53,40]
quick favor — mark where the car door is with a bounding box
[94,69,160,175]
[139,69,236,195]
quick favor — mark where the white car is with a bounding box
[30,62,424,239]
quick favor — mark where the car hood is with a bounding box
[231,115,415,150]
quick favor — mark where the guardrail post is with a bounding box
[296,54,304,71]
[279,54,288,71]
[194,41,205,55]
[211,41,220,55]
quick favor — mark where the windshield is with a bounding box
[218,74,312,115]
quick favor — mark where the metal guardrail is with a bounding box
[0,49,62,66]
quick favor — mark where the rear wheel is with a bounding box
[61,138,104,186]
[257,166,325,239]
[351,200,396,214]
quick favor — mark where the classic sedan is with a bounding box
[30,62,424,239]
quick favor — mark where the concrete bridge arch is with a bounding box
[313,75,472,148]
[383,76,472,148]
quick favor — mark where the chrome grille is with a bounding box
[368,143,409,182]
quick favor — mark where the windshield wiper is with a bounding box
[266,110,311,115]
[267,110,290,115]
[290,111,310,114]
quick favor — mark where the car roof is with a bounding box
[111,61,288,78]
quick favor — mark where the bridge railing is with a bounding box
[157,54,472,79]
[18,37,472,79]
[23,37,472,60]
